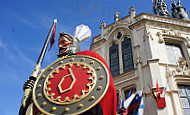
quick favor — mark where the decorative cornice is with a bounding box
[113,69,136,84]
[93,13,190,45]
[129,13,190,30]
[162,29,182,37]
[147,59,159,64]
[114,76,138,86]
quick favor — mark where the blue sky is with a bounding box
[0,0,189,114]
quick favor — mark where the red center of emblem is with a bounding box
[47,64,95,102]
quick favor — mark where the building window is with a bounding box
[117,32,122,39]
[124,88,136,100]
[122,37,134,73]
[178,85,190,115]
[109,42,119,77]
[165,43,185,65]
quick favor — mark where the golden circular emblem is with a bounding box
[33,55,109,115]
[44,62,97,105]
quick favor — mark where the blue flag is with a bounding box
[127,89,132,99]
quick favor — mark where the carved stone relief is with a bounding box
[166,58,190,77]
[143,28,153,41]
[156,29,190,48]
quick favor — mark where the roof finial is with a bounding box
[114,11,119,22]
[129,6,136,17]
[100,21,106,29]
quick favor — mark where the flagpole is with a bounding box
[32,18,57,79]
[19,19,57,115]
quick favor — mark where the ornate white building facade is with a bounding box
[90,4,190,115]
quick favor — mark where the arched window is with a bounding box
[109,42,119,77]
[122,37,134,73]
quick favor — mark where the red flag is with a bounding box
[156,80,160,93]
[157,97,166,108]
[48,24,56,51]
[131,89,135,94]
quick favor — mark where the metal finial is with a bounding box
[54,19,57,23]
[100,21,106,29]
[114,11,119,21]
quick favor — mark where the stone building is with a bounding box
[90,1,190,115]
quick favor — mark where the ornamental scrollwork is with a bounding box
[166,57,190,78]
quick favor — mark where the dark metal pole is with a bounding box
[19,19,57,115]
